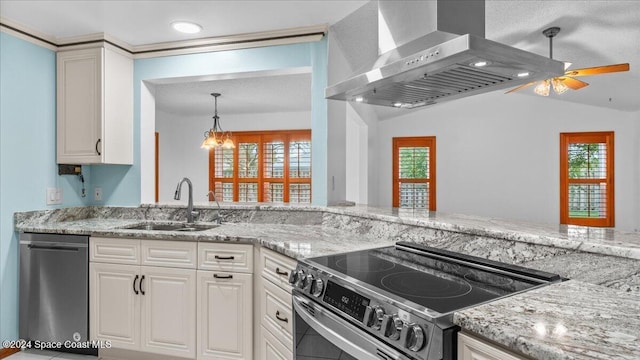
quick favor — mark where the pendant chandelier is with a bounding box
[201,93,235,149]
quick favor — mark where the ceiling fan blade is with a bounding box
[560,77,589,90]
[505,81,536,94]
[565,63,629,77]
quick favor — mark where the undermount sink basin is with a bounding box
[123,222,219,232]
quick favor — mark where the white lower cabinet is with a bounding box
[90,263,196,358]
[197,271,253,360]
[90,238,197,359]
[256,247,297,360]
[458,332,526,360]
[90,239,271,360]
[140,267,196,358]
[90,263,140,350]
[260,325,293,360]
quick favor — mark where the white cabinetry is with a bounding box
[458,332,527,360]
[256,248,297,360]
[197,243,253,360]
[90,238,196,359]
[57,45,132,164]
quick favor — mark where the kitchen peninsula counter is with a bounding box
[14,204,640,360]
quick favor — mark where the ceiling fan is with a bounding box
[506,26,630,96]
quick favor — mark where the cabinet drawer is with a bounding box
[458,332,526,360]
[90,237,140,264]
[260,278,293,351]
[260,248,297,292]
[140,240,197,269]
[198,243,253,273]
[261,325,293,360]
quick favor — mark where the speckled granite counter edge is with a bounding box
[15,204,640,260]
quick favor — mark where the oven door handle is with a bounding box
[293,294,407,360]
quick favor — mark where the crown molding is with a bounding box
[0,17,326,58]
[0,16,57,50]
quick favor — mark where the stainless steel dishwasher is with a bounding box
[19,232,97,355]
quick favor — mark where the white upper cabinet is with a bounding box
[57,45,133,164]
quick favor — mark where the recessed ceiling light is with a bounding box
[171,21,203,34]
[355,96,364,102]
[471,61,489,67]
[517,72,531,78]
[393,102,402,107]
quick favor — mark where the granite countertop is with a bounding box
[13,205,640,359]
[142,202,640,260]
[14,217,395,259]
[454,280,640,360]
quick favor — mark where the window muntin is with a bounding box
[210,130,311,203]
[560,132,614,227]
[393,137,436,210]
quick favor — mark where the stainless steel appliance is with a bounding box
[290,242,561,360]
[325,0,565,109]
[19,233,96,355]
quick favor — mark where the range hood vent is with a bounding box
[326,0,565,109]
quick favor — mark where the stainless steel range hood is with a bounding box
[325,0,565,109]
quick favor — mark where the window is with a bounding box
[210,130,311,203]
[392,137,436,210]
[560,132,614,227]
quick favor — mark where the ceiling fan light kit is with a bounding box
[507,27,629,96]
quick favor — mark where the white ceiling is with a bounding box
[1,0,638,115]
[0,0,367,45]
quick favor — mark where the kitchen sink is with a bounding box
[123,222,220,232]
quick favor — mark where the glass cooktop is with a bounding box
[307,242,560,314]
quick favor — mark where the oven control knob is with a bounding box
[372,306,385,330]
[311,278,324,297]
[405,323,426,352]
[385,315,403,340]
[295,270,306,288]
[303,274,314,291]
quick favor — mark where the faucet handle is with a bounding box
[191,210,200,220]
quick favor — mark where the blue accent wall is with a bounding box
[92,40,328,206]
[0,32,92,343]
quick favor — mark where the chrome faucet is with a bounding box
[206,191,223,225]
[174,178,199,223]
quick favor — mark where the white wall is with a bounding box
[155,109,311,202]
[372,91,640,231]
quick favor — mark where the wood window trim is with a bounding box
[209,129,311,203]
[392,136,436,210]
[560,131,614,227]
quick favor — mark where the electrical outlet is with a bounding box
[94,187,102,201]
[46,187,63,205]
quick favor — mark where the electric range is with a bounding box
[290,242,562,360]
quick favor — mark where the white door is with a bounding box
[57,48,103,164]
[89,263,140,350]
[197,271,253,360]
[140,266,196,359]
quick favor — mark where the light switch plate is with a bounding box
[46,187,63,205]
[94,187,102,201]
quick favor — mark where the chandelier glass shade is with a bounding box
[201,93,235,149]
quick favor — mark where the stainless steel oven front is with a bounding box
[293,293,413,360]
